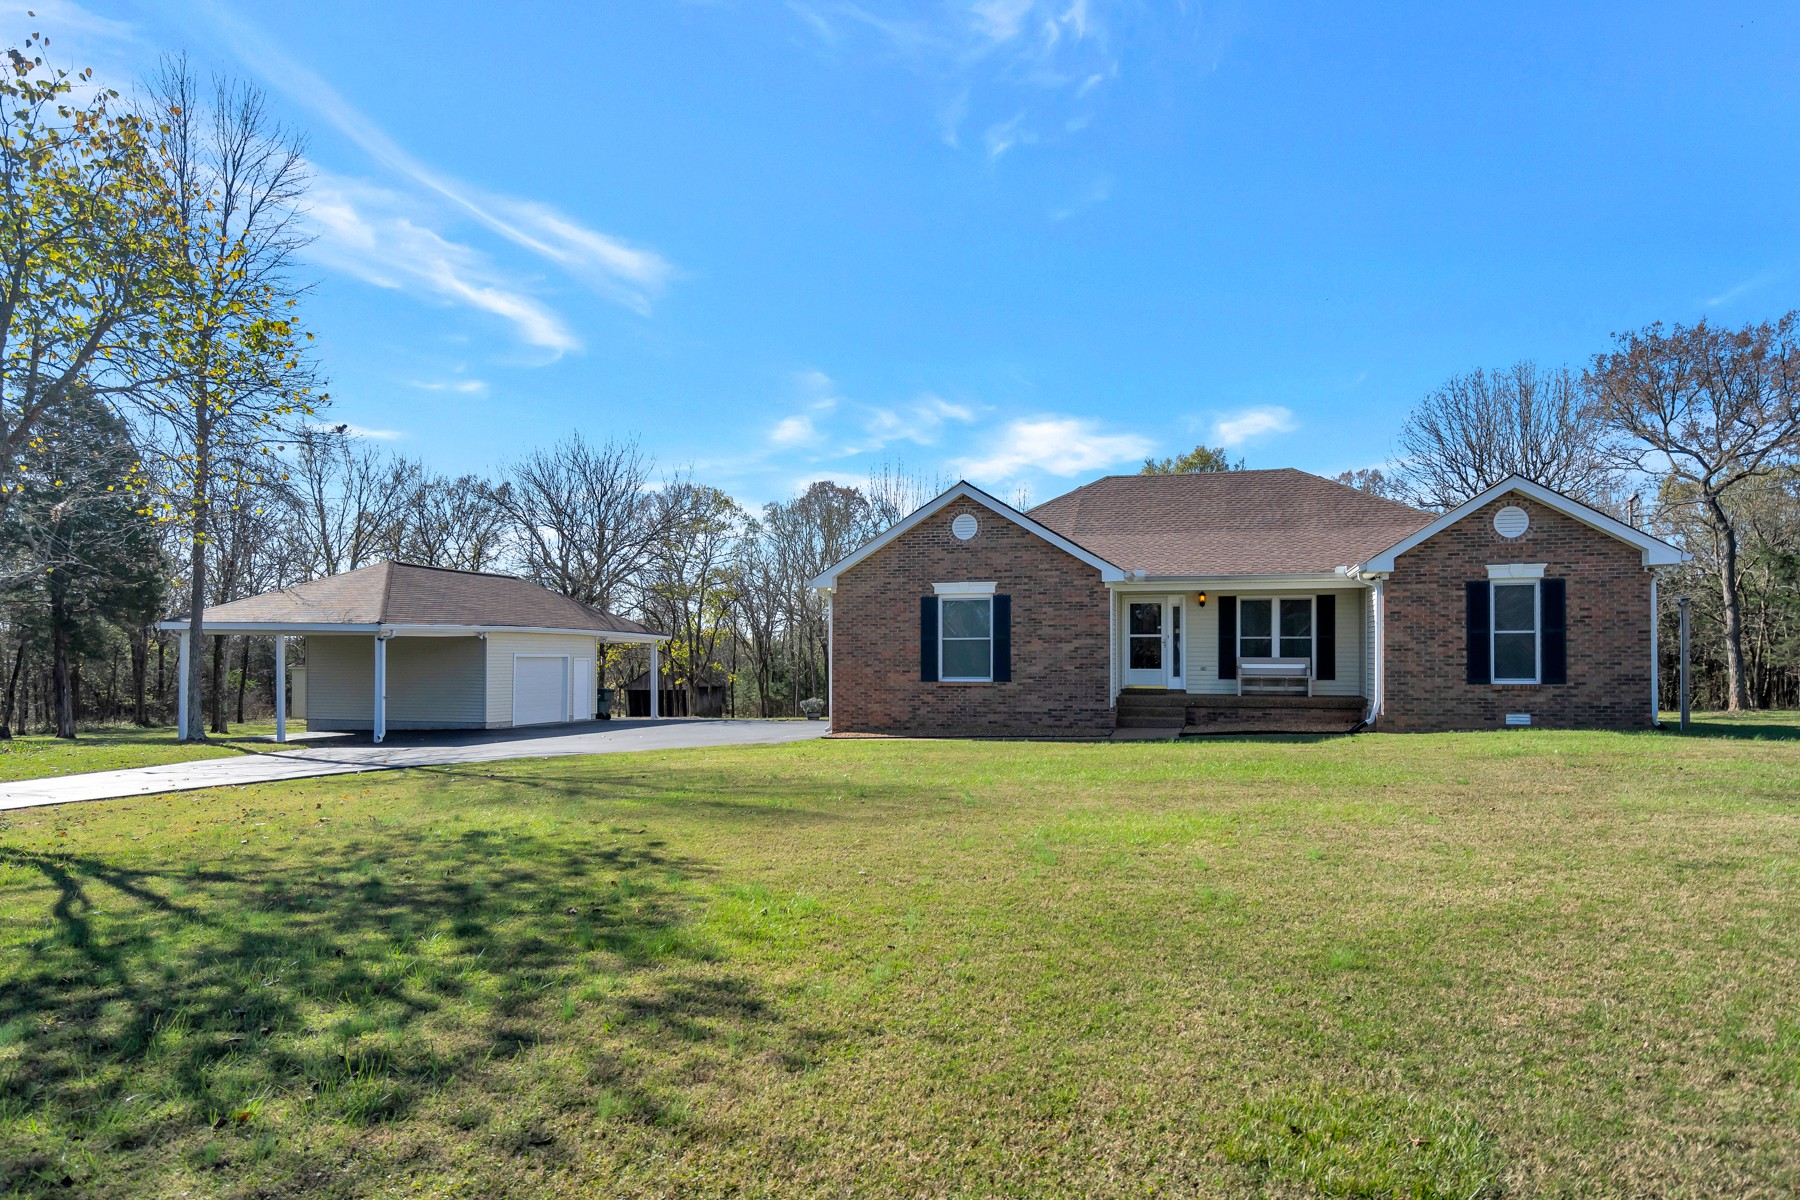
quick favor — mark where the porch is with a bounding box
[1114,689,1367,736]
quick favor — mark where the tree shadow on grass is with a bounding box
[0,819,804,1197]
[1651,713,1800,741]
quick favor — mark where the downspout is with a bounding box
[1369,576,1385,728]
[825,591,835,730]
[1648,569,1659,727]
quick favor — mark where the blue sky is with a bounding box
[20,0,1800,508]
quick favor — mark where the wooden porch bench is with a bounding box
[1238,657,1313,697]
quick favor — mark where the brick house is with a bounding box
[811,471,1684,737]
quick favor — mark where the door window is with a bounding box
[1239,598,1273,658]
[1279,598,1313,659]
[1128,602,1163,670]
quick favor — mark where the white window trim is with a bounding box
[933,581,997,595]
[1487,562,1547,580]
[1238,595,1317,664]
[939,594,994,683]
[1490,579,1541,685]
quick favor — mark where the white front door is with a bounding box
[1123,597,1180,690]
[513,655,570,726]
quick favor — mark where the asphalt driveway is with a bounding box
[0,719,830,812]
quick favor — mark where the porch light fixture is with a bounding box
[1195,591,1207,607]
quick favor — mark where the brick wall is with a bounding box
[1382,495,1653,732]
[830,496,1114,737]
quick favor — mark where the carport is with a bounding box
[160,561,669,743]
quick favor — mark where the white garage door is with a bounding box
[512,655,569,727]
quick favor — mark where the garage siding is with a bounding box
[484,633,599,727]
[302,634,487,731]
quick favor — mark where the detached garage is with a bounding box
[161,561,668,742]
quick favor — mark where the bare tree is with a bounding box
[1396,362,1619,510]
[287,424,418,576]
[388,473,508,572]
[643,482,743,714]
[130,61,320,741]
[494,434,664,609]
[1333,467,1409,502]
[1588,314,1800,711]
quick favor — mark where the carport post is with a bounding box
[649,641,660,719]
[177,630,190,739]
[373,632,388,744]
[274,635,287,744]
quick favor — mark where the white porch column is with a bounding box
[648,641,660,719]
[825,596,834,725]
[373,633,388,744]
[274,635,287,743]
[177,630,191,739]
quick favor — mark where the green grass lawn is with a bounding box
[1,719,1797,1198]
[0,722,311,783]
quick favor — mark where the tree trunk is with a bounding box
[131,626,149,725]
[1710,498,1751,712]
[50,579,75,740]
[0,640,23,739]
[209,634,229,734]
[183,417,211,741]
[236,633,250,724]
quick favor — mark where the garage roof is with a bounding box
[160,561,663,640]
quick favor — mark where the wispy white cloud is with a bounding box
[199,1,674,315]
[984,112,1030,159]
[407,378,489,395]
[1049,175,1111,220]
[1213,405,1298,446]
[770,414,820,447]
[305,171,581,356]
[971,0,1035,42]
[955,415,1150,481]
[853,392,976,452]
[1705,269,1782,308]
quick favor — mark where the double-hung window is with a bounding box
[940,596,994,682]
[1238,597,1313,660]
[1491,581,1539,684]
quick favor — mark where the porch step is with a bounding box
[1115,690,1365,737]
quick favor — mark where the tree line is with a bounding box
[5,35,1798,742]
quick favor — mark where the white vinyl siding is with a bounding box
[484,632,598,727]
[1128,588,1369,698]
[302,635,487,731]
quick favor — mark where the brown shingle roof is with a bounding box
[185,561,658,636]
[1027,469,1433,576]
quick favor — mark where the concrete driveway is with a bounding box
[0,719,830,812]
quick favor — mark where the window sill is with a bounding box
[938,679,996,685]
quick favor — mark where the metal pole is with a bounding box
[649,641,660,719]
[1677,596,1691,732]
[274,635,287,744]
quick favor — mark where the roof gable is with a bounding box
[1354,475,1687,572]
[809,480,1125,590]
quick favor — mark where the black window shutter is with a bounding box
[1316,594,1337,680]
[1466,581,1491,685]
[920,597,938,682]
[1218,595,1238,680]
[992,595,1012,682]
[1541,579,1567,685]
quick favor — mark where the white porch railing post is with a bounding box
[274,635,287,743]
[373,633,387,744]
[177,630,191,740]
[649,641,660,719]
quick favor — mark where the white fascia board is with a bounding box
[808,479,1126,588]
[1354,475,1688,572]
[1487,563,1547,579]
[1106,572,1364,590]
[154,620,381,634]
[933,581,998,595]
[153,620,668,642]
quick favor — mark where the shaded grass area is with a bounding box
[1,716,1798,1197]
[0,723,311,783]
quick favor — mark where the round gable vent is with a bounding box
[951,513,978,540]
[1493,505,1529,539]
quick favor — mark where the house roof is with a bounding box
[161,561,663,639]
[809,480,1127,590]
[1354,474,1687,572]
[1027,469,1435,576]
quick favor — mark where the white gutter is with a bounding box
[154,619,668,642]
